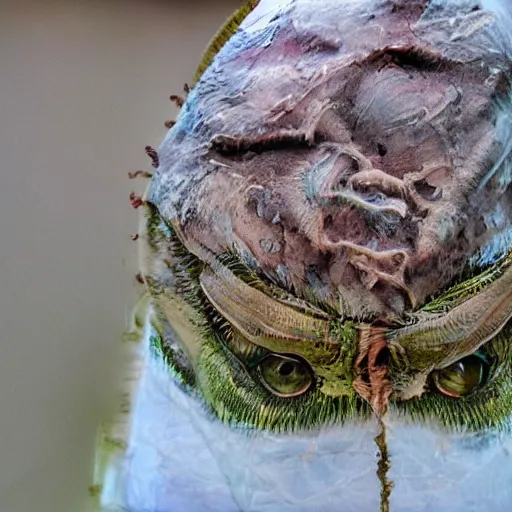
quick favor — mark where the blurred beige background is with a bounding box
[0,1,241,511]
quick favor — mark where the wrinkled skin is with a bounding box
[146,0,512,409]
[151,0,512,320]
[94,1,512,512]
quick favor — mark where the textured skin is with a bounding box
[149,0,512,320]
[98,1,512,511]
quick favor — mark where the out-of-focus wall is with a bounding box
[0,1,241,511]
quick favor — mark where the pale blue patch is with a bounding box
[469,202,512,267]
[387,418,512,512]
[100,318,382,512]
[479,92,512,192]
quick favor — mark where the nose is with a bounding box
[353,324,393,417]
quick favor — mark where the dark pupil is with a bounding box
[433,354,487,398]
[278,361,295,376]
[257,355,313,397]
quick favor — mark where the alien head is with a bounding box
[137,0,512,431]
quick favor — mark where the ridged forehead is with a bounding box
[150,0,512,214]
[240,0,512,62]
[147,0,512,318]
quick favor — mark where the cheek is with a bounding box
[353,68,455,132]
[349,69,455,177]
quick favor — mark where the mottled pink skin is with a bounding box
[149,0,512,320]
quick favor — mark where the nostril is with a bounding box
[349,155,360,171]
[358,355,370,384]
[374,346,390,367]
[377,143,388,157]
[413,179,442,201]
[338,175,348,188]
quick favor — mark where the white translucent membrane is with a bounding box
[96,315,512,512]
[386,419,512,512]
[98,327,381,511]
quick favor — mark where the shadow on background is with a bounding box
[0,1,241,510]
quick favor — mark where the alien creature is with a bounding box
[92,1,512,511]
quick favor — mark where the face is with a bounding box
[94,1,512,511]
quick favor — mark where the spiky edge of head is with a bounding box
[192,0,260,86]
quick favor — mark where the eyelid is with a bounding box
[388,263,512,372]
[226,329,269,365]
[199,265,340,366]
[421,252,512,314]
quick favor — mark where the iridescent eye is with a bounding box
[257,355,313,398]
[432,354,489,398]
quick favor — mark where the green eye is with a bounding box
[432,354,489,398]
[257,354,313,398]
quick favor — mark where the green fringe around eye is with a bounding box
[393,328,512,433]
[192,0,260,86]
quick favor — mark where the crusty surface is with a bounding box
[148,0,512,320]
